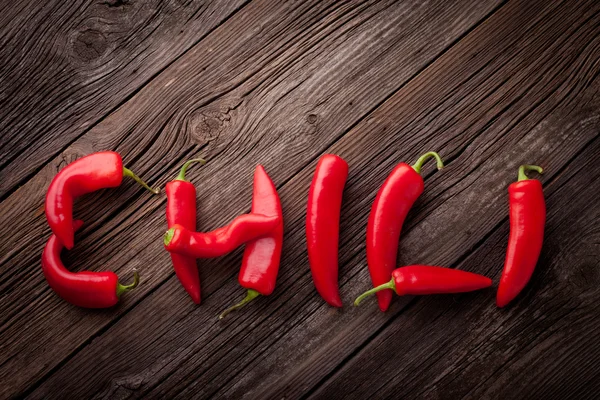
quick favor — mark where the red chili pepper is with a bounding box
[164,214,280,258]
[45,151,159,249]
[306,154,348,307]
[367,151,444,312]
[354,265,492,306]
[497,165,545,308]
[166,159,205,304]
[42,220,139,308]
[219,165,283,319]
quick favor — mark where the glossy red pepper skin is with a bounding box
[497,166,545,308]
[366,152,443,311]
[45,151,158,249]
[366,165,423,311]
[164,214,279,258]
[42,220,138,308]
[219,166,283,319]
[367,163,421,311]
[166,159,205,304]
[239,165,283,295]
[392,266,492,295]
[355,265,492,306]
[306,154,348,307]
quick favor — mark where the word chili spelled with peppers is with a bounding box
[41,151,546,317]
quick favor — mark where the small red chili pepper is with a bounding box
[166,159,206,304]
[45,151,159,249]
[367,151,444,312]
[219,165,283,319]
[497,165,545,308]
[354,265,492,306]
[164,214,280,258]
[306,154,348,307]
[42,220,139,308]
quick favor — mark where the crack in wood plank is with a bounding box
[0,0,252,201]
[2,0,600,398]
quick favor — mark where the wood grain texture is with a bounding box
[312,138,600,400]
[218,0,600,397]
[0,0,247,200]
[0,0,504,397]
[1,0,599,398]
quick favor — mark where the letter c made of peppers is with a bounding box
[43,151,159,308]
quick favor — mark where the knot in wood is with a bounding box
[103,0,129,7]
[72,29,108,62]
[189,110,228,143]
[307,113,318,124]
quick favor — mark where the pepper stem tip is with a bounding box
[412,151,444,174]
[123,167,160,194]
[354,279,396,306]
[219,289,260,319]
[116,269,140,298]
[164,228,175,246]
[176,158,206,181]
[518,165,543,181]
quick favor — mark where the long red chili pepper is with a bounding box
[354,265,492,306]
[306,154,348,307]
[367,151,444,312]
[164,214,279,258]
[166,159,205,304]
[42,220,139,308]
[497,165,545,308]
[45,151,159,249]
[219,165,283,319]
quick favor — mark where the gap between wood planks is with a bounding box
[3,3,432,382]
[159,0,538,394]
[211,0,600,397]
[48,0,600,394]
[14,0,600,396]
[0,0,253,204]
[305,131,600,400]
[309,130,600,399]
[15,0,512,396]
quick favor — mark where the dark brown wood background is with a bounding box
[1,0,599,398]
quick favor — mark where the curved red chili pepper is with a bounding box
[42,220,139,308]
[220,165,283,319]
[45,151,159,249]
[164,214,279,258]
[166,159,205,304]
[354,265,492,306]
[306,154,348,307]
[497,165,545,308]
[367,151,444,312]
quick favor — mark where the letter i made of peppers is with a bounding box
[42,151,544,314]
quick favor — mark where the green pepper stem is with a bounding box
[219,289,260,319]
[176,158,206,181]
[164,228,175,246]
[518,165,543,181]
[123,168,160,194]
[412,151,444,174]
[116,269,140,298]
[354,279,396,306]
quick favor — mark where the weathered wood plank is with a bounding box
[14,0,599,398]
[0,0,248,200]
[215,1,600,397]
[310,136,600,400]
[0,0,504,397]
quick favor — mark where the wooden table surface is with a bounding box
[1,0,599,398]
